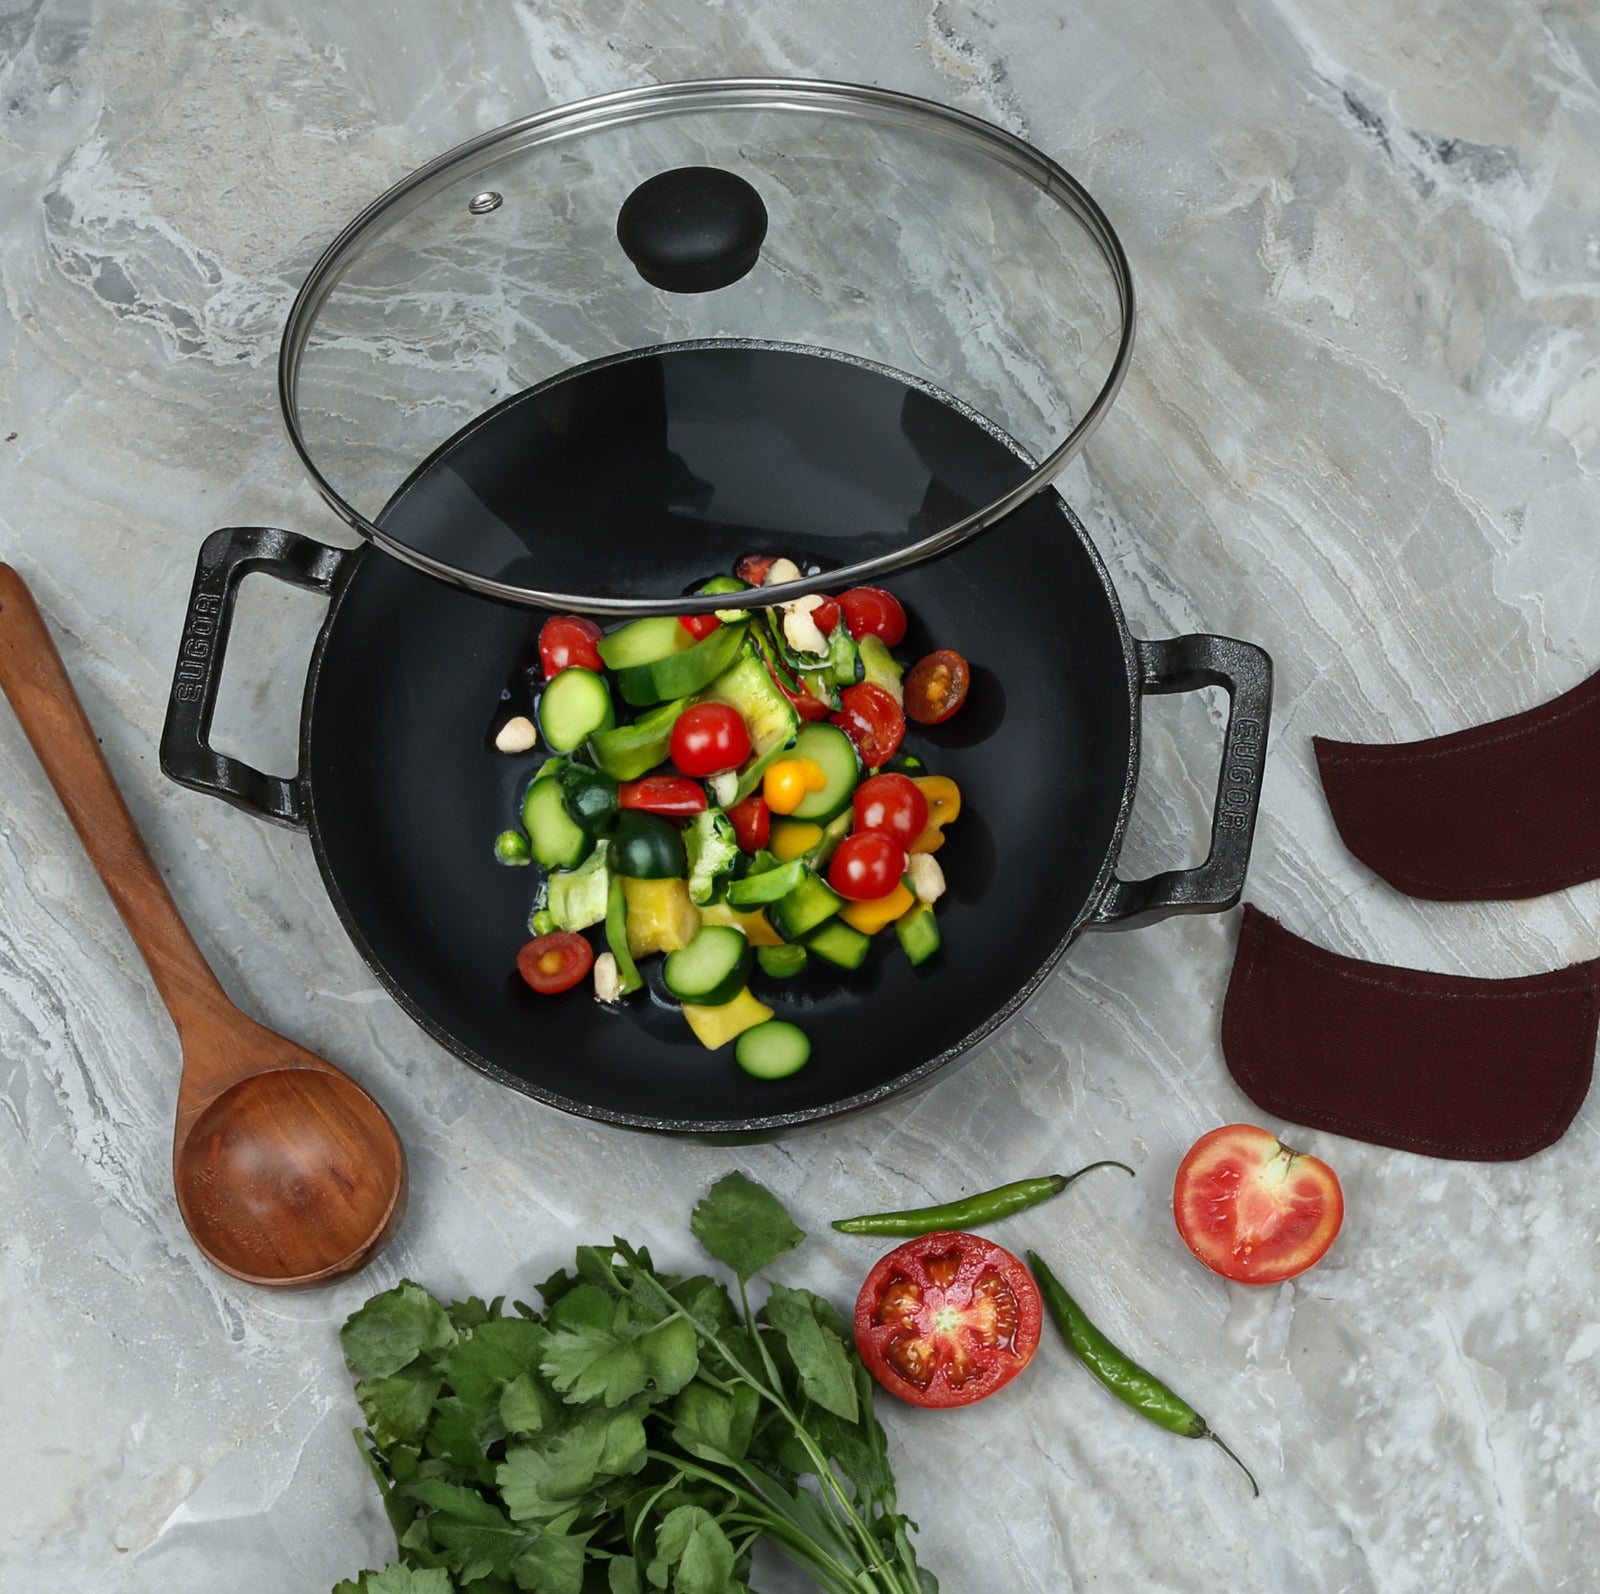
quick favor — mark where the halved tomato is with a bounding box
[1173,1124,1344,1286]
[854,1231,1042,1408]
[516,931,594,995]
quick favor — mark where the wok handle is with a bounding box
[1086,634,1272,932]
[159,526,354,831]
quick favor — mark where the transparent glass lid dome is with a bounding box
[280,79,1134,614]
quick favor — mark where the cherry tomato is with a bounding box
[670,702,751,777]
[516,931,594,995]
[735,554,777,586]
[904,649,971,725]
[1173,1124,1344,1286]
[618,776,707,817]
[838,587,907,647]
[855,1231,1042,1408]
[537,615,604,676]
[851,773,928,846]
[830,682,905,768]
[678,613,722,641]
[811,595,841,636]
[727,794,771,852]
[829,830,907,900]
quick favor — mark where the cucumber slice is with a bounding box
[767,870,844,941]
[538,667,615,753]
[803,918,871,969]
[726,858,807,908]
[522,775,591,869]
[755,944,808,979]
[895,902,941,966]
[614,621,746,706]
[789,723,860,822]
[597,615,694,671]
[663,925,751,1006]
[735,1020,812,1080]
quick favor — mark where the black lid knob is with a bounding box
[616,166,767,294]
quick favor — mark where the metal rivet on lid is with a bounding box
[468,191,504,215]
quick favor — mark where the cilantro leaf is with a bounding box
[341,1281,458,1381]
[649,1505,737,1594]
[762,1284,859,1424]
[690,1172,804,1283]
[608,1556,643,1594]
[332,1567,452,1594]
[441,1318,549,1412]
[541,1286,699,1407]
[355,1372,441,1447]
[498,1372,551,1436]
[497,1403,649,1517]
[668,1382,761,1464]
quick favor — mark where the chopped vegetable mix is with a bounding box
[492,557,973,1073]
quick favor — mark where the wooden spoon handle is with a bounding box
[0,564,231,1032]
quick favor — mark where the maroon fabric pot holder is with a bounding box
[1223,906,1599,1161]
[1314,669,1600,902]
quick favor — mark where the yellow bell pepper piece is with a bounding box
[910,775,961,855]
[697,899,784,947]
[681,987,774,1050]
[764,757,828,815]
[770,819,824,862]
[839,881,916,935]
[623,876,701,958]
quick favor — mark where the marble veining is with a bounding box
[4,1,1600,1590]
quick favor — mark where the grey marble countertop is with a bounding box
[5,2,1599,1590]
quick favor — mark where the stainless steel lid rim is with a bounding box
[279,76,1137,615]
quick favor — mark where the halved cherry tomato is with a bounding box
[855,1231,1042,1408]
[727,794,771,852]
[904,649,971,725]
[516,931,594,995]
[670,702,751,777]
[1173,1124,1344,1286]
[852,773,927,846]
[678,613,721,640]
[828,830,907,900]
[830,682,904,768]
[838,587,907,647]
[811,595,841,636]
[537,615,604,676]
[618,776,707,817]
[735,554,777,586]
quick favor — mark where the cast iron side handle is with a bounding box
[159,526,354,830]
[1086,634,1273,932]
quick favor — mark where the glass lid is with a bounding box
[280,79,1135,614]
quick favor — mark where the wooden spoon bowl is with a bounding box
[0,563,407,1287]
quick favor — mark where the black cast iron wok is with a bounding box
[160,342,1270,1135]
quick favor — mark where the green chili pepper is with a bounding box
[1028,1249,1258,1498]
[831,1160,1134,1236]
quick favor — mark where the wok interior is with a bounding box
[306,346,1133,1129]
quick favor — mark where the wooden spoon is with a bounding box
[0,563,407,1286]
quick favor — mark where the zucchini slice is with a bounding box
[522,775,591,870]
[735,1019,812,1079]
[538,667,615,753]
[788,722,859,822]
[663,925,751,1006]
